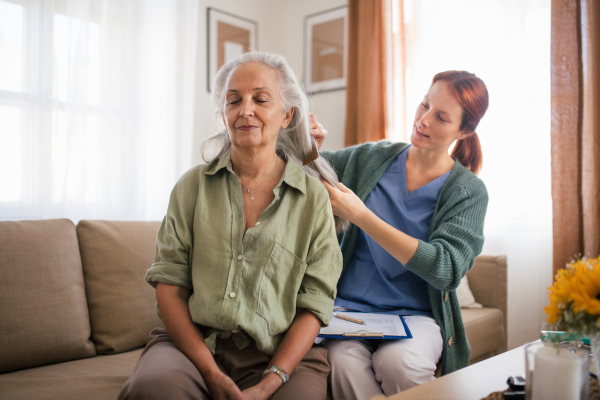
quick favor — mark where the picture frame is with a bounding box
[207,8,258,92]
[304,6,348,94]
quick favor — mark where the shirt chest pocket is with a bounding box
[256,242,307,336]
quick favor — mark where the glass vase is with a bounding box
[525,341,590,400]
[592,331,600,386]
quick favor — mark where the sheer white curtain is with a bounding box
[398,0,552,350]
[0,0,197,222]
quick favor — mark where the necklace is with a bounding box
[239,156,278,201]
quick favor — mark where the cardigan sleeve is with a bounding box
[320,145,362,180]
[404,178,488,292]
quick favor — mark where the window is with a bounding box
[0,1,25,202]
[0,0,197,221]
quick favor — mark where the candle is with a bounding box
[531,346,584,400]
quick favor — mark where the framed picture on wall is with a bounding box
[304,6,348,94]
[207,8,258,92]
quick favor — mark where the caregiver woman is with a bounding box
[313,71,489,400]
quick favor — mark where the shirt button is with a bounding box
[444,293,449,302]
[277,197,281,201]
[447,337,455,346]
[237,255,243,260]
[229,292,236,298]
[255,221,260,225]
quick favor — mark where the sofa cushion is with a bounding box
[0,219,96,374]
[462,307,505,361]
[0,348,143,400]
[457,274,482,309]
[467,255,508,354]
[77,220,163,354]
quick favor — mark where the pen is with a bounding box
[334,313,366,325]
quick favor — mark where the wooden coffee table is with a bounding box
[370,342,531,400]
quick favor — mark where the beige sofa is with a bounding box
[0,219,507,400]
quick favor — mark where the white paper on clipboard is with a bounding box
[318,312,408,338]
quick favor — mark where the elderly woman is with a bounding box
[119,52,345,400]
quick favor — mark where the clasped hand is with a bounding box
[207,369,281,400]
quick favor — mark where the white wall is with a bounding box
[191,0,273,166]
[264,0,348,152]
[190,0,348,167]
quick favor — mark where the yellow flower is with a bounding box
[544,302,561,324]
[570,258,600,315]
[544,255,600,326]
[545,267,575,324]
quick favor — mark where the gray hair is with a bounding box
[200,51,348,233]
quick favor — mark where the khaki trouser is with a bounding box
[119,328,329,400]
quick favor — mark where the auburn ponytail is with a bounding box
[451,133,482,175]
[432,71,489,175]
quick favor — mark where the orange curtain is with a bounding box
[345,0,390,146]
[551,0,600,275]
[390,0,407,143]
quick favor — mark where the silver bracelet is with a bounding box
[262,365,289,384]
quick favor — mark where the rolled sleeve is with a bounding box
[296,250,343,326]
[145,262,193,289]
[145,168,199,290]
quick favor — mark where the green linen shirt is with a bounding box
[145,151,343,356]
[322,140,488,375]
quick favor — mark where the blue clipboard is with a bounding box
[317,314,412,339]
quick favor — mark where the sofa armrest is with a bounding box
[466,255,507,353]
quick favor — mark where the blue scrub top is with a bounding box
[335,147,451,316]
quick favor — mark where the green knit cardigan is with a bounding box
[321,140,488,375]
